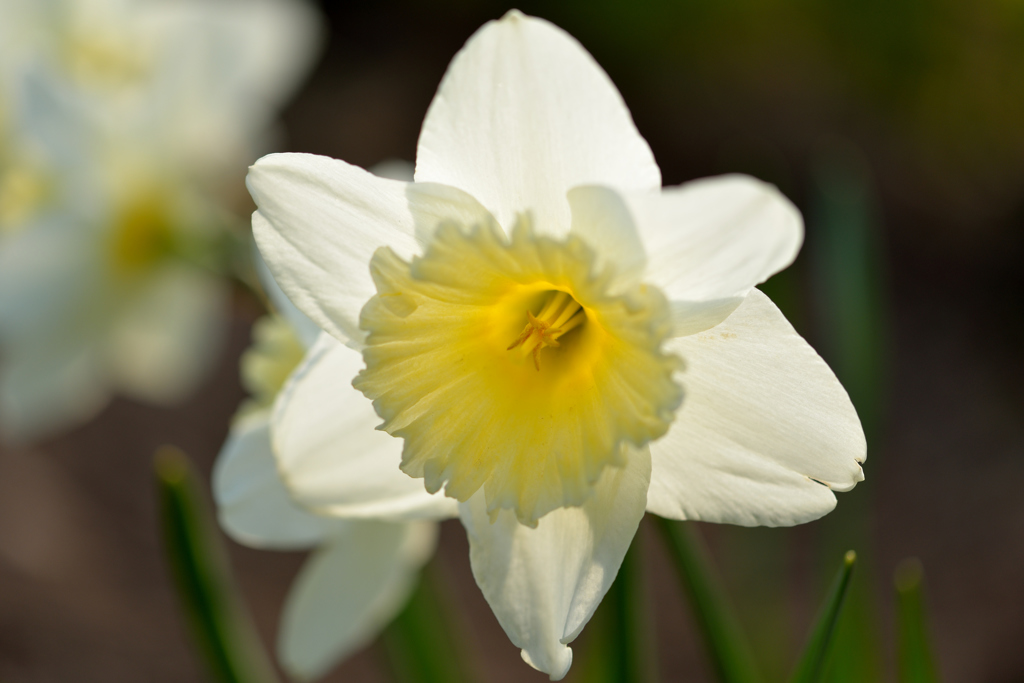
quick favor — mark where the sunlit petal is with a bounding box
[460,446,650,680]
[646,290,866,526]
[249,153,493,344]
[213,411,340,550]
[416,11,660,238]
[280,520,438,680]
[272,334,459,521]
[625,175,803,336]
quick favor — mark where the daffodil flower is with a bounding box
[214,165,454,680]
[246,11,866,679]
[215,330,446,680]
[0,0,321,442]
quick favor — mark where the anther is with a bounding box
[507,291,585,370]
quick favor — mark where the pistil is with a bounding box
[507,290,586,370]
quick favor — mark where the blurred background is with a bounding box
[1,0,1023,681]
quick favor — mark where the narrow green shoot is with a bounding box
[789,550,857,683]
[382,561,474,683]
[587,531,657,683]
[654,517,761,683]
[895,559,940,683]
[155,446,278,683]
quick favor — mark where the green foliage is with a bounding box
[808,146,889,439]
[895,560,941,683]
[155,446,278,683]
[382,563,475,683]
[578,532,657,683]
[789,551,856,683]
[655,518,761,683]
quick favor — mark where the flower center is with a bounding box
[237,314,306,419]
[109,194,174,275]
[506,290,586,370]
[63,32,149,89]
[355,216,682,525]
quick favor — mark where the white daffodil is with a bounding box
[0,0,322,442]
[245,11,866,680]
[214,164,454,680]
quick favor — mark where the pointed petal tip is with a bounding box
[521,645,572,681]
[247,151,292,176]
[416,6,660,232]
[826,459,866,492]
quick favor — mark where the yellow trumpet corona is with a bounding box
[354,217,683,526]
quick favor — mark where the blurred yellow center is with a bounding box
[354,217,682,525]
[0,166,50,233]
[64,33,148,88]
[238,315,306,419]
[109,195,173,274]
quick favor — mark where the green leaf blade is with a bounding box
[155,446,278,683]
[895,559,940,683]
[578,530,657,683]
[382,561,475,683]
[654,517,761,683]
[789,550,857,683]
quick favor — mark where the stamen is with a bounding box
[537,291,568,320]
[551,300,582,328]
[506,290,586,370]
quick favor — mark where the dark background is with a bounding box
[2,1,1023,681]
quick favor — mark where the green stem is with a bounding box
[654,517,761,683]
[895,559,940,683]
[609,529,657,683]
[155,447,278,683]
[789,551,856,683]
[382,560,474,683]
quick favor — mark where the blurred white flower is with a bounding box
[214,162,452,681]
[0,0,322,442]
[245,10,866,680]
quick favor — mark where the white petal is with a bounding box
[249,153,417,344]
[107,264,229,403]
[0,213,100,345]
[406,181,500,245]
[0,335,108,444]
[140,0,323,164]
[272,334,459,521]
[252,244,321,350]
[646,290,866,527]
[250,162,416,351]
[249,153,492,344]
[15,66,96,178]
[459,446,651,681]
[625,175,803,336]
[153,0,323,110]
[567,185,646,286]
[0,214,106,442]
[416,10,660,238]
[213,411,341,550]
[368,159,415,182]
[280,520,438,681]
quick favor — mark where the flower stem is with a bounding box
[654,517,761,683]
[895,559,940,683]
[154,446,278,683]
[381,560,474,683]
[577,527,656,683]
[789,550,857,683]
